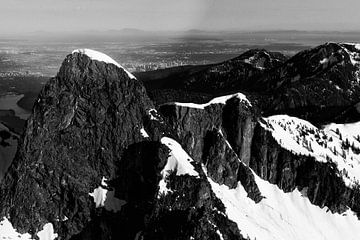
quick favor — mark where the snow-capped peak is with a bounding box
[72,49,136,79]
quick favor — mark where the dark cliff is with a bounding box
[0,51,165,239]
[159,96,360,218]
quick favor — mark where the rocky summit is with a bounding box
[1,44,360,240]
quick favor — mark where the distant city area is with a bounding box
[3,30,360,78]
[124,60,210,72]
[0,30,332,77]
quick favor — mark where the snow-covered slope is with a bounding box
[207,167,360,240]
[325,120,360,140]
[158,137,199,195]
[260,115,360,187]
[72,49,136,79]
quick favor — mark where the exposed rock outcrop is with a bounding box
[0,50,165,239]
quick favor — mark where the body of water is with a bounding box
[0,94,31,119]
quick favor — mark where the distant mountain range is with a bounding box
[6,29,360,40]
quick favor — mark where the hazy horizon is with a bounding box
[1,0,360,35]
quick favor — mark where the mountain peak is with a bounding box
[0,47,157,239]
[72,49,136,79]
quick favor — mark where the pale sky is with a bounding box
[1,0,360,33]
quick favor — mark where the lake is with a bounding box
[0,93,31,120]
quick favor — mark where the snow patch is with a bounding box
[89,176,126,212]
[72,49,136,79]
[206,166,360,240]
[158,137,199,195]
[208,220,224,240]
[218,129,234,150]
[170,92,251,109]
[243,56,254,64]
[37,223,58,240]
[89,177,108,208]
[55,215,68,222]
[243,55,266,70]
[260,115,360,187]
[140,127,149,138]
[320,58,329,64]
[158,178,173,195]
[148,108,161,121]
[216,230,224,240]
[0,218,57,240]
[0,217,32,239]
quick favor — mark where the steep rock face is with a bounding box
[203,129,241,188]
[221,98,257,166]
[202,129,263,202]
[159,95,257,164]
[159,95,263,203]
[0,51,167,239]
